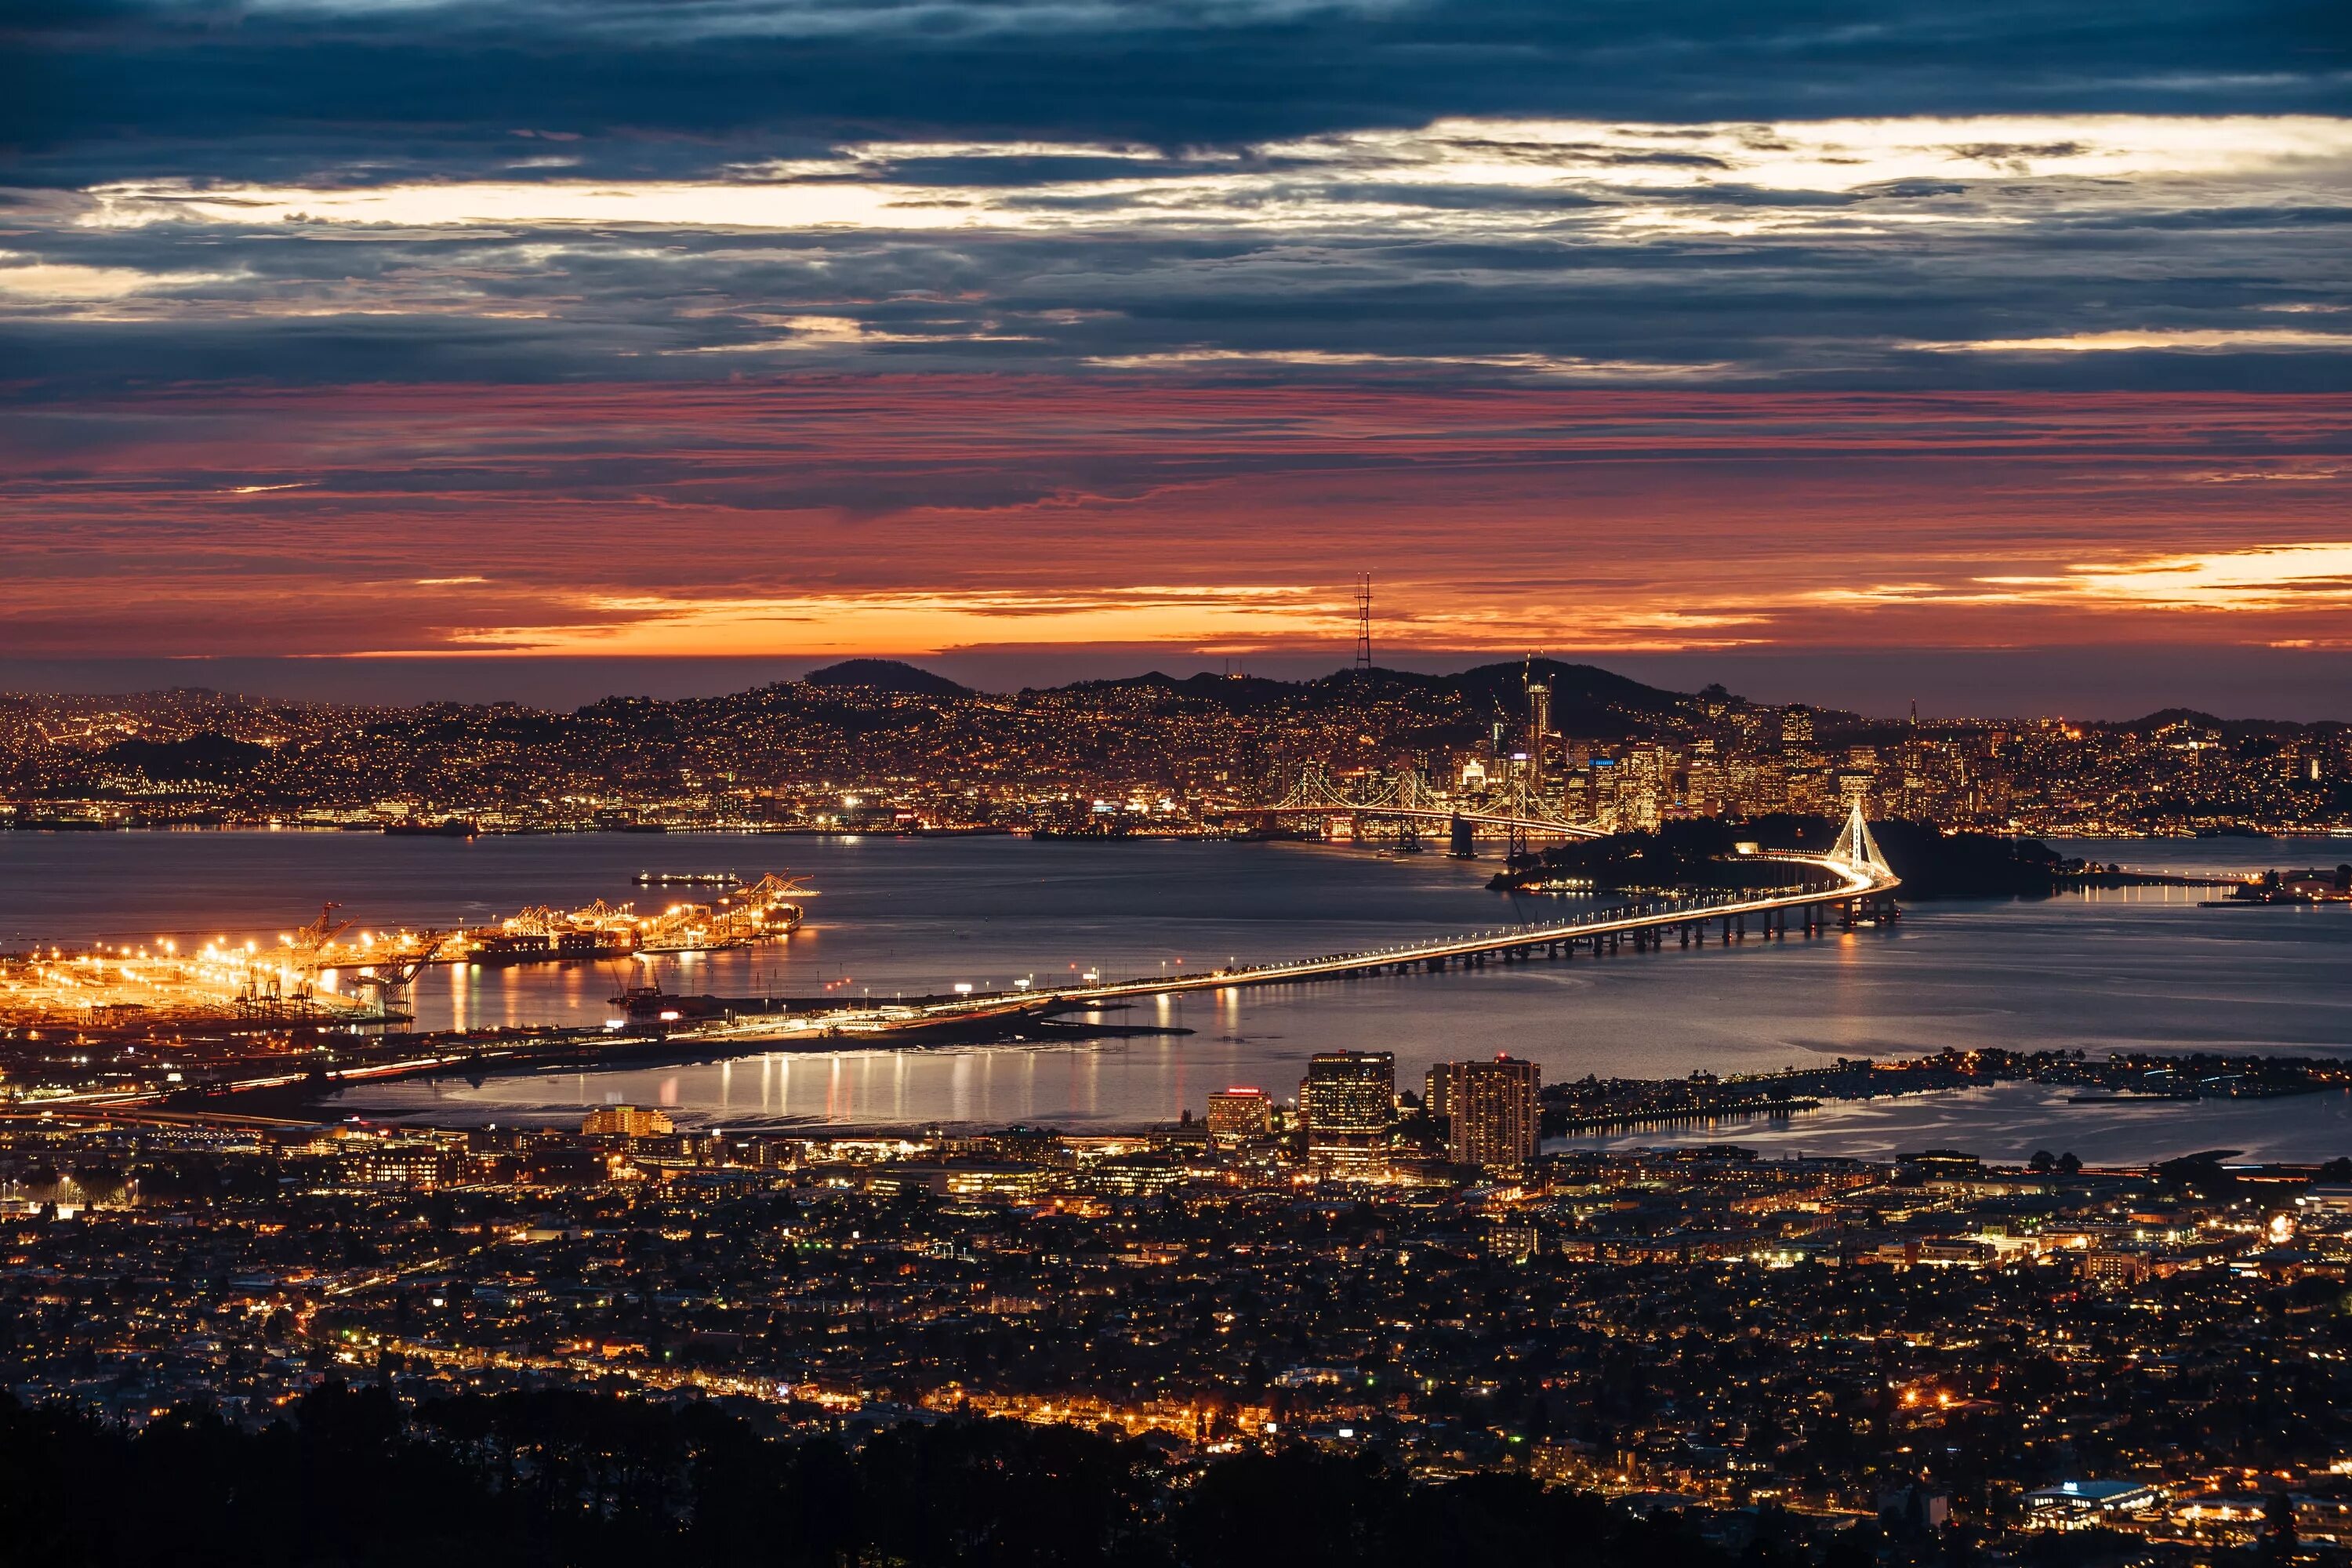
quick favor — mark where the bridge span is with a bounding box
[1219,801,1606,840]
[715,805,1902,1044]
[1045,850,1893,1007]
[1215,763,1606,846]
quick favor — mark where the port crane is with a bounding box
[348,930,450,1017]
[286,902,354,967]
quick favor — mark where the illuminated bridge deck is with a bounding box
[707,830,1902,1046]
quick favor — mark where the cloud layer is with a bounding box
[9,382,2351,662]
[3,0,2349,688]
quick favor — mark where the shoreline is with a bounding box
[169,1011,1197,1120]
[310,1047,2352,1149]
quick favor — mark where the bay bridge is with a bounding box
[713,801,1902,1044]
[1055,802,1893,1003]
[1223,763,1604,861]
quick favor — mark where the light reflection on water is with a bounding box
[5,829,2350,1156]
[1559,1081,2352,1167]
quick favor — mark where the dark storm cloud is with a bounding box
[0,0,2339,399]
[5,161,2348,395]
[5,0,2347,184]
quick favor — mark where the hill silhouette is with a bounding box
[1040,660,1700,735]
[800,659,971,696]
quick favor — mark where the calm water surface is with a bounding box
[4,829,2349,1158]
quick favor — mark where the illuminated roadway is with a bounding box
[1218,802,1606,840]
[713,823,1902,1044]
[32,810,1900,1110]
[1032,849,1893,1004]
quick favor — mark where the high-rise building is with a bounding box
[1444,1054,1540,1171]
[1684,738,1722,818]
[583,1105,675,1138]
[1206,1087,1273,1143]
[1780,706,1816,750]
[1623,744,1667,832]
[1300,1051,1396,1171]
[1526,673,1551,788]
[1424,1062,1457,1121]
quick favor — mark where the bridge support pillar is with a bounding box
[1448,814,1475,858]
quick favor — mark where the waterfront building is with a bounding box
[1299,1051,1395,1171]
[1206,1087,1274,1144]
[1444,1054,1540,1171]
[583,1105,676,1138]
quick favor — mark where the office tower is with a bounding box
[1206,1087,1274,1143]
[1300,1051,1396,1171]
[1445,1055,1540,1171]
[1526,673,1551,788]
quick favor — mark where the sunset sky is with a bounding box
[5,0,2350,716]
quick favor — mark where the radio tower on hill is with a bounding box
[1354,574,1373,670]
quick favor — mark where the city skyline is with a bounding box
[12,7,2352,1559]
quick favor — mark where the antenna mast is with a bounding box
[1354,574,1372,671]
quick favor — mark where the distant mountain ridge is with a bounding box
[1036,659,1708,737]
[800,659,973,696]
[2102,706,2348,739]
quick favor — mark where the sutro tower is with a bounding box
[1354,574,1372,670]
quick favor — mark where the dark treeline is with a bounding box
[0,1384,1747,1568]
